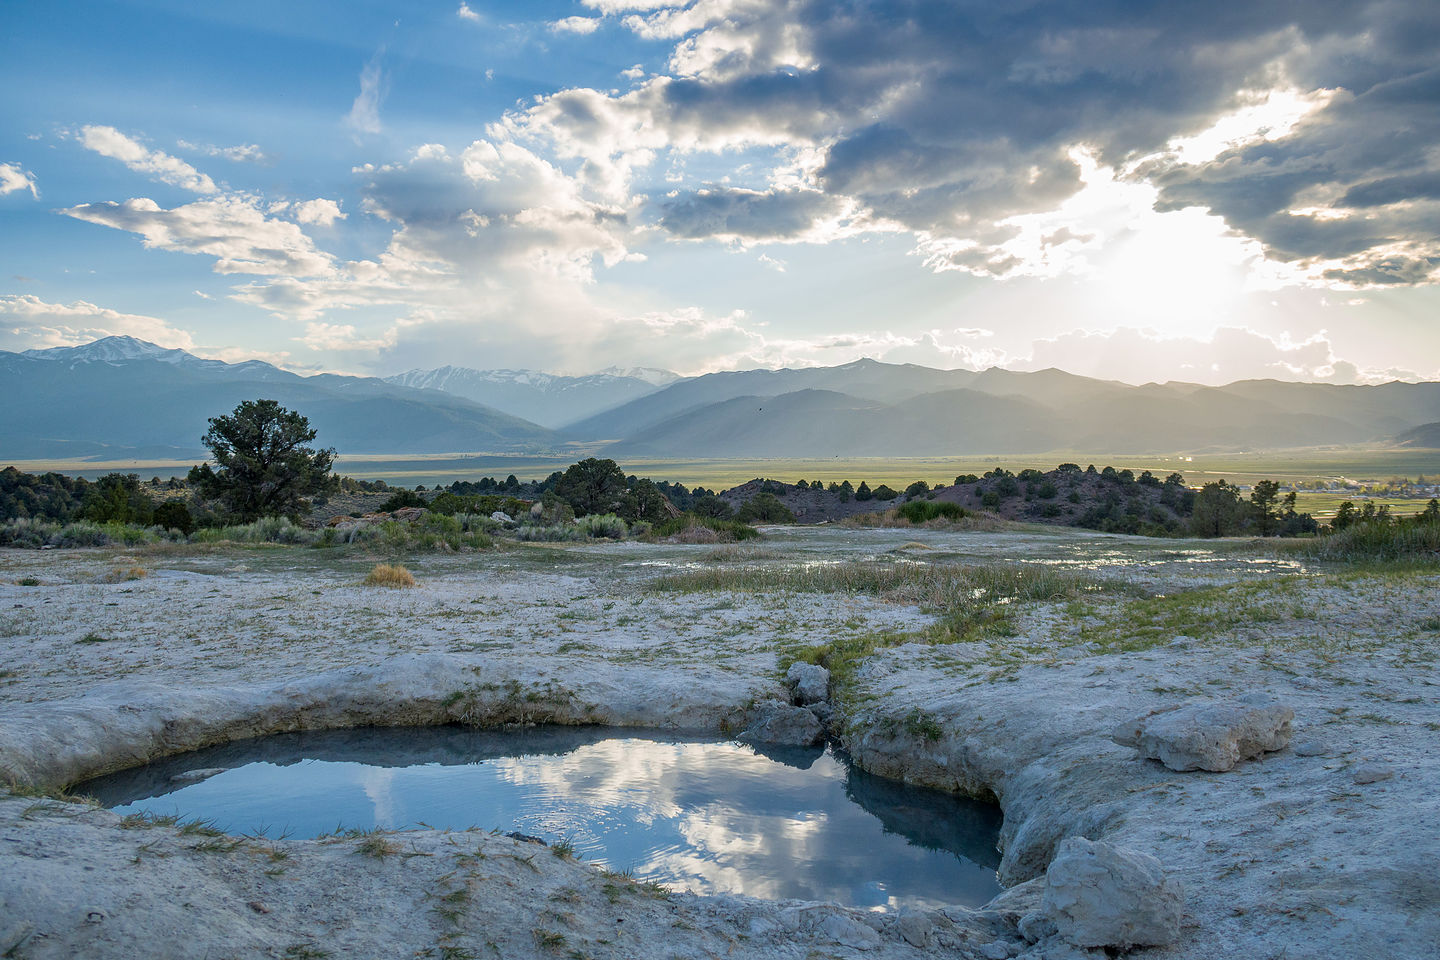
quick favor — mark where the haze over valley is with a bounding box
[6,336,1437,462]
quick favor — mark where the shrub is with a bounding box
[378,489,426,512]
[1299,518,1440,562]
[896,501,968,524]
[736,492,796,523]
[364,563,416,588]
[651,515,760,542]
[152,501,195,534]
[904,480,930,498]
[574,513,628,539]
[873,484,899,501]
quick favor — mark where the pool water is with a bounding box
[80,725,1002,909]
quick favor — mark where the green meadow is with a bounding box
[9,446,1436,496]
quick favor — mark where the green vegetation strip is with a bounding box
[649,560,1131,695]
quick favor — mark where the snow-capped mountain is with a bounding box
[384,365,680,428]
[1,338,557,459]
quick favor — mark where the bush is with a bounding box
[364,563,416,588]
[873,484,899,501]
[574,513,628,539]
[378,490,427,512]
[651,515,760,542]
[904,480,930,498]
[152,501,195,535]
[1299,518,1440,562]
[736,492,796,523]
[896,500,968,524]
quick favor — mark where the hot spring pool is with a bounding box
[79,725,1002,909]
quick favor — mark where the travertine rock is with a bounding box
[1019,837,1182,949]
[785,661,831,705]
[737,698,825,746]
[1111,695,1292,772]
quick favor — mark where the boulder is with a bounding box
[489,511,514,526]
[736,699,825,746]
[1019,837,1182,950]
[785,662,830,705]
[1352,763,1395,785]
[817,913,881,950]
[390,507,427,523]
[1111,694,1292,772]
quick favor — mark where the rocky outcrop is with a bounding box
[1018,837,1182,950]
[736,699,825,746]
[1111,695,1293,772]
[785,662,830,705]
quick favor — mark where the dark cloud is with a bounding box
[658,187,844,242]
[519,0,1440,282]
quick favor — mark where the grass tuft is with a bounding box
[363,563,416,588]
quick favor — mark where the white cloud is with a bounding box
[456,2,481,22]
[1015,326,1428,386]
[347,53,386,135]
[78,125,218,194]
[0,162,37,198]
[291,198,346,226]
[582,0,686,12]
[550,16,601,35]
[175,140,269,164]
[296,321,397,352]
[62,196,335,277]
[0,294,195,351]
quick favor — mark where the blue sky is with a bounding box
[2,0,1438,384]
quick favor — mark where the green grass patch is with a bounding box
[649,514,760,542]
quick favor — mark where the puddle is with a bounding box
[79,725,1002,909]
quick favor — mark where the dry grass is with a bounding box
[363,563,416,588]
[839,508,1009,531]
[102,565,148,583]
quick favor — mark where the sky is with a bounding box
[2,0,1438,385]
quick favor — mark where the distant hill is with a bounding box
[0,337,559,459]
[583,360,1440,456]
[1396,422,1440,448]
[384,365,678,428]
[7,339,1439,460]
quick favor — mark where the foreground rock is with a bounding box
[1110,694,1293,772]
[785,661,831,705]
[736,698,825,746]
[1019,837,1182,949]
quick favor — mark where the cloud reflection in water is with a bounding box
[85,728,1001,909]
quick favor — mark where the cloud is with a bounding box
[0,294,195,351]
[296,321,397,352]
[347,52,386,135]
[658,186,850,244]
[1016,326,1428,385]
[582,0,687,12]
[290,198,346,226]
[62,196,335,277]
[456,2,481,22]
[482,0,1440,288]
[0,162,37,198]
[550,16,601,35]
[176,140,270,164]
[78,125,217,194]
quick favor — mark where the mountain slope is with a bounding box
[1,337,559,458]
[611,387,1065,457]
[384,365,678,428]
[1396,422,1440,448]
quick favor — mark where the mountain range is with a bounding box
[383,365,677,429]
[2,338,1437,460]
[0,338,558,459]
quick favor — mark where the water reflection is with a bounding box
[79,726,1001,909]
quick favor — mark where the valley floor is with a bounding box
[0,527,1435,959]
